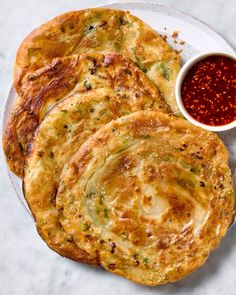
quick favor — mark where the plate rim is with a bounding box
[101,1,235,53]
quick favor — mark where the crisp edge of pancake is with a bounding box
[55,111,235,286]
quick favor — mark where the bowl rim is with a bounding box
[175,51,236,132]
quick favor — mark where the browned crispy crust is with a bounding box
[14,8,180,106]
[22,77,170,263]
[56,111,234,285]
[36,223,100,265]
[3,53,169,176]
[4,8,180,176]
[22,175,99,265]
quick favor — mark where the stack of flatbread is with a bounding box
[2,9,234,286]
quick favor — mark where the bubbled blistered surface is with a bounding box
[14,8,180,113]
[23,68,169,264]
[3,8,180,176]
[1,1,236,293]
[3,52,169,176]
[55,111,234,286]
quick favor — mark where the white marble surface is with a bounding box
[0,1,235,294]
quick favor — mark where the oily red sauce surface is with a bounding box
[181,55,236,126]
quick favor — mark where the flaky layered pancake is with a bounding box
[14,9,180,114]
[3,6,234,286]
[23,87,168,264]
[56,111,234,285]
[3,53,169,176]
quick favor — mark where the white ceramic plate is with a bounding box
[2,2,236,219]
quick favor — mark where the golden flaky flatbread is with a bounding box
[3,53,169,176]
[56,111,234,286]
[23,85,169,264]
[15,8,180,112]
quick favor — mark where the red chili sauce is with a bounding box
[181,55,236,126]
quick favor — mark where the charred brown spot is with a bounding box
[110,242,116,254]
[119,155,133,172]
[108,264,116,270]
[99,22,107,28]
[147,231,153,237]
[133,253,139,260]
[143,195,152,206]
[89,68,96,75]
[26,109,34,115]
[124,68,132,75]
[191,153,203,160]
[133,254,140,265]
[156,240,169,250]
[37,150,44,157]
[18,142,23,152]
[84,234,97,242]
[26,143,32,156]
[28,74,37,81]
[146,165,157,181]
[200,181,205,187]
[51,186,58,204]
[119,17,126,25]
[68,22,75,30]
[66,236,73,242]
[87,56,99,68]
[219,183,224,189]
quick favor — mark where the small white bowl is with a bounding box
[175,51,236,132]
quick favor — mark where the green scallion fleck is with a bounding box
[156,63,172,80]
[61,109,68,114]
[86,191,96,199]
[82,223,90,231]
[99,194,105,205]
[142,134,151,139]
[84,81,92,90]
[104,209,109,218]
